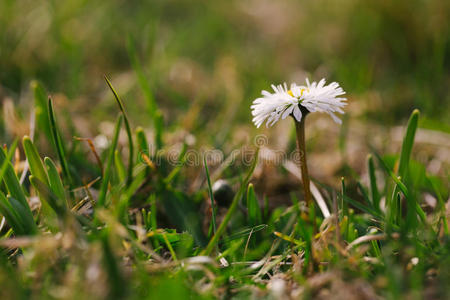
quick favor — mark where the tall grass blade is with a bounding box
[48,98,72,186]
[104,76,134,187]
[367,154,380,211]
[398,109,419,178]
[114,150,126,183]
[246,183,262,226]
[31,81,52,140]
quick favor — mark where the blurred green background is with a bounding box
[1,0,449,128]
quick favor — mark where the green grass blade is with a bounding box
[398,109,419,179]
[97,114,123,207]
[154,110,164,151]
[202,148,259,256]
[0,191,25,235]
[0,138,18,187]
[246,183,262,226]
[104,76,134,187]
[136,127,149,156]
[48,98,72,186]
[44,157,66,201]
[114,150,126,183]
[22,136,49,186]
[0,140,29,208]
[8,196,37,235]
[31,81,52,141]
[204,156,216,236]
[367,154,380,211]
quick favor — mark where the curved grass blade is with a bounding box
[97,114,123,207]
[104,76,134,187]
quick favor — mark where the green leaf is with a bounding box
[114,150,126,183]
[154,110,164,151]
[136,127,149,155]
[398,109,419,179]
[8,196,37,235]
[22,136,49,186]
[31,81,52,141]
[0,141,29,209]
[0,191,25,235]
[97,114,123,207]
[105,76,134,187]
[246,183,262,226]
[367,155,380,211]
[44,157,66,201]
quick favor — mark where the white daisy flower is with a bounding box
[251,78,347,128]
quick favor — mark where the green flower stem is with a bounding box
[294,115,316,234]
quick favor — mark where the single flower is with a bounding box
[251,78,347,128]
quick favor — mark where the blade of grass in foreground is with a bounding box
[398,109,419,179]
[44,157,66,201]
[202,148,259,256]
[97,114,123,207]
[22,136,49,186]
[0,191,25,235]
[0,140,37,234]
[246,183,262,226]
[48,98,72,187]
[367,155,380,212]
[105,76,134,187]
[0,140,31,210]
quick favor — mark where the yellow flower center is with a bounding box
[287,89,305,98]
